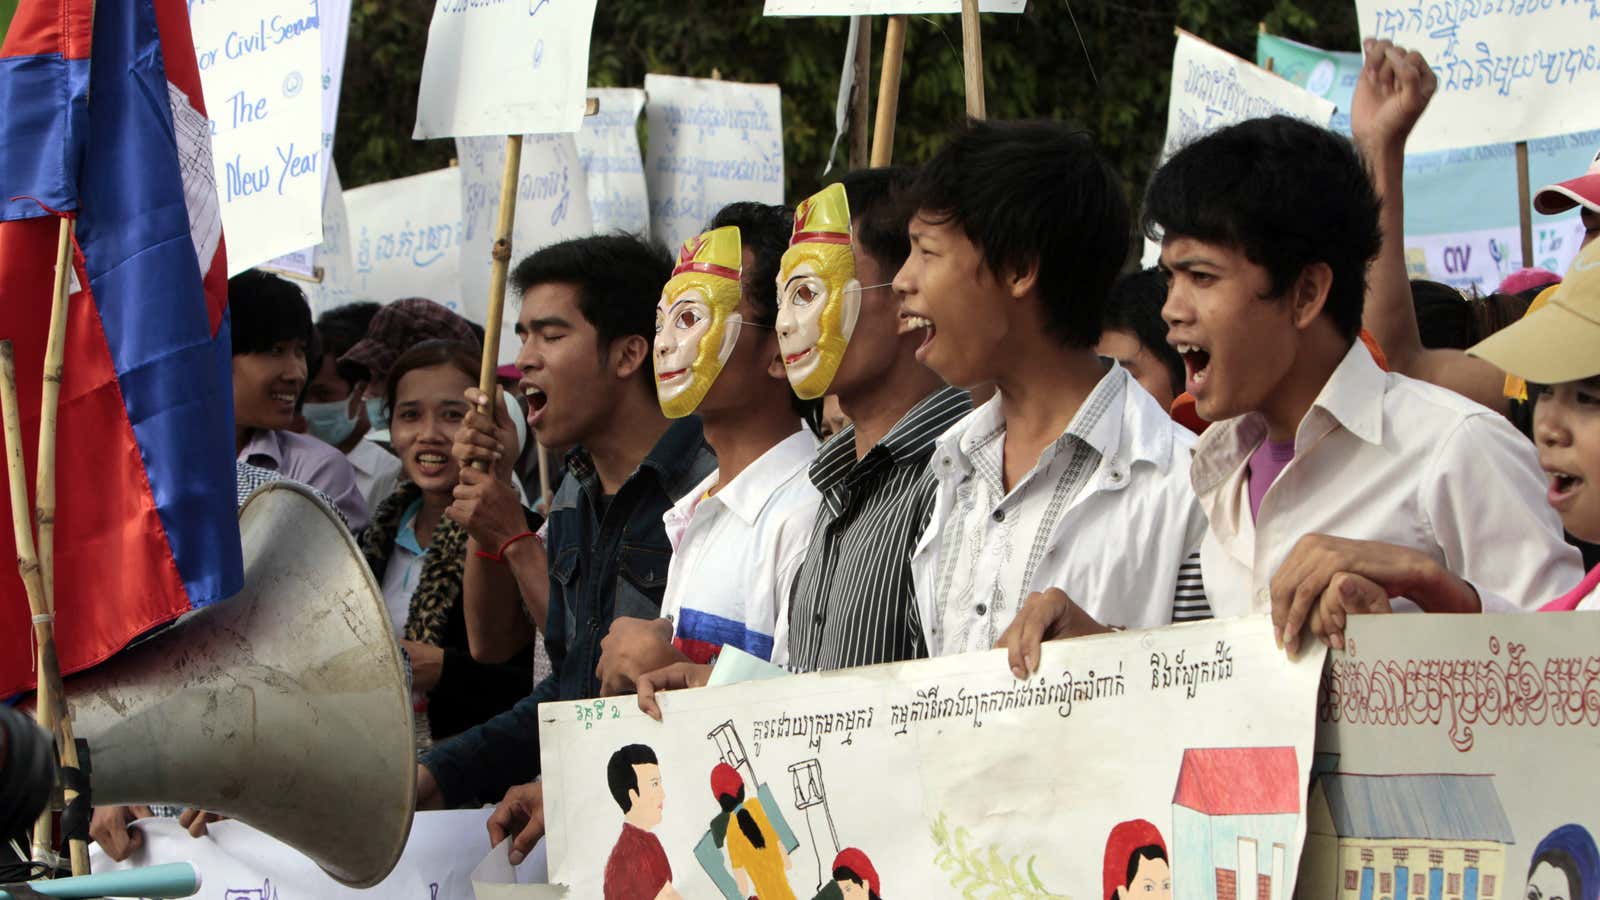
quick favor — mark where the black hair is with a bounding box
[315,302,382,384]
[1105,269,1184,398]
[1529,848,1584,900]
[510,233,672,354]
[834,867,881,900]
[1410,280,1474,349]
[384,340,480,421]
[713,782,764,850]
[834,165,918,274]
[1126,844,1168,889]
[606,744,658,813]
[906,119,1130,348]
[1142,115,1381,342]
[709,201,825,435]
[229,269,313,357]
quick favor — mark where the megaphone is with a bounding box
[52,481,415,888]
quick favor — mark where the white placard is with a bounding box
[1359,0,1600,154]
[89,808,547,900]
[1405,217,1588,293]
[644,74,785,253]
[1162,29,1337,162]
[342,167,466,311]
[318,0,351,193]
[413,0,598,139]
[540,617,1323,898]
[190,0,325,275]
[306,163,357,315]
[576,88,650,236]
[764,0,1025,13]
[457,134,595,364]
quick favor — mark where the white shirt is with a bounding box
[1193,341,1584,616]
[379,499,425,636]
[660,429,821,666]
[913,365,1210,656]
[348,437,402,515]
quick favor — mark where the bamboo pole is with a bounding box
[2,341,62,869]
[870,15,907,166]
[848,15,872,169]
[31,220,91,876]
[961,0,986,119]
[1516,141,1535,268]
[473,135,524,477]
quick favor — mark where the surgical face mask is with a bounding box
[365,395,390,432]
[303,400,360,447]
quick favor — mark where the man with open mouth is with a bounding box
[1144,41,1582,656]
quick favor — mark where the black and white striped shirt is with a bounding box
[786,386,973,672]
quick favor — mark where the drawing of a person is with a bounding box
[1102,819,1171,900]
[711,762,796,900]
[1527,825,1600,900]
[826,848,881,900]
[603,744,682,900]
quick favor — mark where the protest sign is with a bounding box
[540,617,1324,898]
[189,0,325,274]
[1357,0,1600,154]
[457,134,594,364]
[1163,30,1337,162]
[343,167,466,312]
[413,0,598,139]
[301,164,356,316]
[90,809,547,900]
[317,0,350,193]
[764,0,1025,13]
[1306,612,1600,900]
[644,74,785,253]
[1256,32,1598,292]
[576,87,650,236]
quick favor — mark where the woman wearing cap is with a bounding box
[1103,820,1171,900]
[359,340,533,749]
[823,848,881,900]
[709,762,795,900]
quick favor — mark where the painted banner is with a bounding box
[343,167,466,311]
[89,809,548,900]
[457,134,594,364]
[1356,0,1600,154]
[763,0,1025,13]
[1163,29,1336,162]
[189,0,324,274]
[413,0,598,139]
[644,74,786,253]
[1305,612,1600,900]
[577,87,650,236]
[1256,32,1599,293]
[539,617,1324,899]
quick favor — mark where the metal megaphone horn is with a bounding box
[54,481,415,887]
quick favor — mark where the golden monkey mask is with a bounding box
[654,226,744,418]
[777,183,860,400]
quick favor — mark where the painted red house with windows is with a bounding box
[1171,747,1303,900]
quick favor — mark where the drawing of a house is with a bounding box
[1172,747,1302,900]
[1301,774,1514,900]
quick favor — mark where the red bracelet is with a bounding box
[475,531,536,563]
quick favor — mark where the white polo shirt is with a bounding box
[348,437,402,514]
[913,365,1210,656]
[660,428,821,666]
[1193,340,1584,616]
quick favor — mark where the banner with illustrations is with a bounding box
[540,617,1324,899]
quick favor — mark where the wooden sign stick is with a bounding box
[1516,141,1535,268]
[475,134,526,494]
[961,0,986,119]
[870,15,907,166]
[849,15,873,169]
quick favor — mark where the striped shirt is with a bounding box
[786,386,972,672]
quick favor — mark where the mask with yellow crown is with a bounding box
[654,226,744,418]
[777,183,860,400]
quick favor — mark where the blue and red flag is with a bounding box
[0,0,242,696]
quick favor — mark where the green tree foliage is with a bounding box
[336,1,1359,207]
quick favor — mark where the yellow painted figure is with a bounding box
[725,797,796,900]
[655,227,745,418]
[777,183,860,400]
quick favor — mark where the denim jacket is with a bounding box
[422,417,715,806]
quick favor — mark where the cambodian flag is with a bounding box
[0,0,242,696]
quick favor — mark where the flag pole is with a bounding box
[34,218,91,876]
[870,15,907,166]
[2,340,67,872]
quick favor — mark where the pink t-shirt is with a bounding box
[1542,564,1600,612]
[1248,438,1297,522]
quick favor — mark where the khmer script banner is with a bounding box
[540,616,1324,900]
